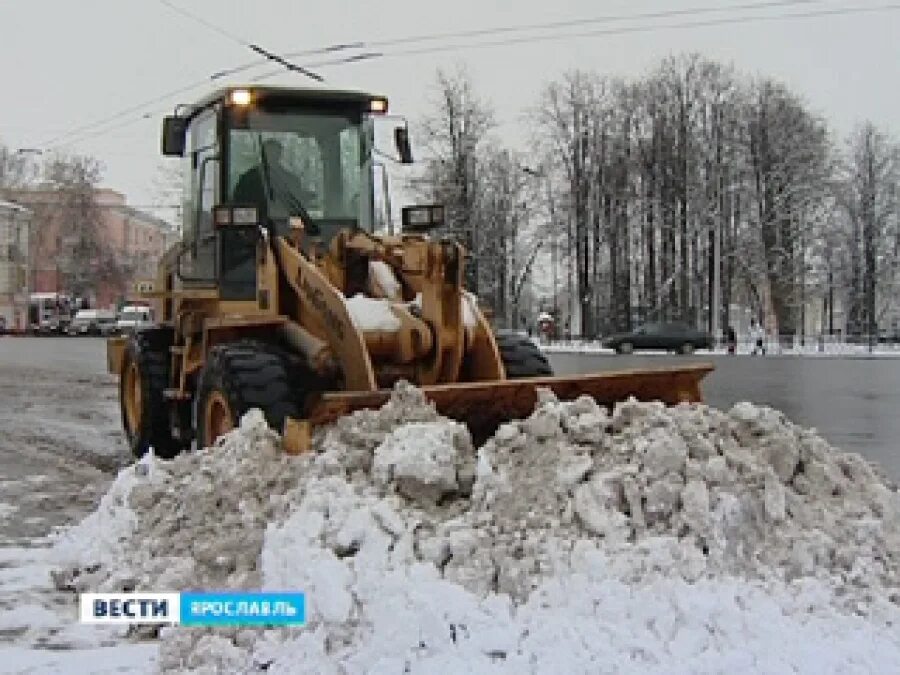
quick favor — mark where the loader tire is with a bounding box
[495,331,553,378]
[195,341,300,450]
[120,331,184,460]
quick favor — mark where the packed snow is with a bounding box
[347,291,480,334]
[49,383,900,673]
[344,294,402,331]
[368,260,402,300]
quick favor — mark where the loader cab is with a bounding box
[163,86,394,300]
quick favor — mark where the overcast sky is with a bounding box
[1,0,897,221]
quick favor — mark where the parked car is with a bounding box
[68,309,119,336]
[116,305,155,334]
[601,322,713,354]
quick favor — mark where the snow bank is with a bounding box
[52,383,900,673]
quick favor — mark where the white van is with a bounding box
[116,305,154,333]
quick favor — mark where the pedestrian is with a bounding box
[750,319,766,356]
[726,325,737,355]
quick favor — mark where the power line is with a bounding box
[43,0,826,146]
[219,0,825,81]
[38,2,899,150]
[315,0,826,51]
[251,3,900,79]
[385,2,900,58]
[49,52,384,149]
[154,0,324,83]
[42,77,213,147]
[155,0,249,47]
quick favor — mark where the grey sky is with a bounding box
[1,0,897,220]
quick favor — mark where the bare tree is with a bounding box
[417,67,495,293]
[835,123,900,343]
[0,142,39,189]
[744,80,831,338]
[41,154,127,299]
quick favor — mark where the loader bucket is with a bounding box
[306,363,714,444]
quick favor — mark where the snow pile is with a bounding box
[52,411,310,594]
[53,384,900,672]
[52,452,158,571]
[456,394,900,606]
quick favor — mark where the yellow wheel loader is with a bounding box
[107,86,712,458]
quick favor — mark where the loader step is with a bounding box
[307,363,714,443]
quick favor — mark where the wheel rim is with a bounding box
[621,343,633,354]
[123,360,142,437]
[682,344,694,354]
[204,391,234,445]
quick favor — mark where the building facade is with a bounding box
[1,188,178,310]
[0,200,31,330]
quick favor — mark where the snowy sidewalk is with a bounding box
[541,339,900,358]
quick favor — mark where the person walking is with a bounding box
[750,319,766,356]
[726,325,737,355]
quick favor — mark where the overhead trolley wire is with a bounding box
[216,0,826,81]
[40,1,899,150]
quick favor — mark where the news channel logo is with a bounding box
[80,591,306,627]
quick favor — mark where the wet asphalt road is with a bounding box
[0,337,124,545]
[1,337,898,490]
[549,351,900,482]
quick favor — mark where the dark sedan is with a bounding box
[601,322,713,354]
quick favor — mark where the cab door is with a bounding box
[181,109,220,284]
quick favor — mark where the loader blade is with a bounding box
[307,363,714,442]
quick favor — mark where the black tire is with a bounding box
[495,331,553,378]
[679,343,694,355]
[120,330,185,459]
[195,341,301,450]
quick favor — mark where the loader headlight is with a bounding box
[230,89,253,106]
[232,206,258,225]
[401,205,444,232]
[214,205,258,228]
[369,97,388,113]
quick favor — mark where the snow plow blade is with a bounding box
[305,363,714,443]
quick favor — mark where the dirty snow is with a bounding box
[345,294,402,331]
[40,380,900,673]
[368,260,401,300]
[408,292,480,328]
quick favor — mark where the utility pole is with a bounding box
[547,179,559,317]
[711,219,721,345]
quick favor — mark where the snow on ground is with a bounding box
[542,338,900,358]
[0,344,143,673]
[34,382,900,674]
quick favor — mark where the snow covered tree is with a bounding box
[834,123,900,342]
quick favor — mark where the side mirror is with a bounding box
[395,127,413,164]
[162,116,187,157]
[401,205,444,232]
